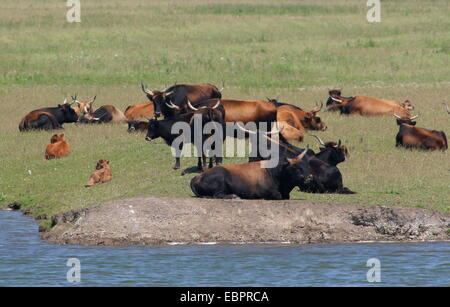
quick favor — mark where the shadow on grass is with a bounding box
[181,166,203,176]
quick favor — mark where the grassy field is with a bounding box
[0,0,449,226]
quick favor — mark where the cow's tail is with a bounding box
[441,131,448,150]
[190,176,202,197]
[338,187,356,194]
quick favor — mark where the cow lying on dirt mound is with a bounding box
[190,149,309,200]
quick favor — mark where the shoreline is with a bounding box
[22,196,449,246]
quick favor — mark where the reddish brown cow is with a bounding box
[274,102,327,142]
[326,89,412,116]
[394,114,447,151]
[45,134,70,159]
[124,102,154,121]
[85,159,113,187]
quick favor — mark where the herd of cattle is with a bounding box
[19,83,449,199]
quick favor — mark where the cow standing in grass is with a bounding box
[145,100,226,172]
[141,82,222,118]
[394,114,447,150]
[44,134,70,160]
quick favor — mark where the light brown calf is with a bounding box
[45,134,70,159]
[85,159,113,187]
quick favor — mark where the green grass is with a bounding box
[0,0,449,220]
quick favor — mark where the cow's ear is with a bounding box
[319,147,325,151]
[106,160,110,164]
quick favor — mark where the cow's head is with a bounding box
[310,134,349,165]
[127,120,149,133]
[70,94,96,116]
[401,100,414,110]
[302,103,327,131]
[145,119,161,141]
[96,159,110,170]
[50,134,64,144]
[283,149,311,188]
[58,100,79,123]
[141,82,175,118]
[394,113,418,126]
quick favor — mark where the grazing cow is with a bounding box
[44,134,70,160]
[141,82,222,118]
[270,99,327,142]
[124,102,154,121]
[19,98,79,131]
[394,114,447,151]
[79,105,127,124]
[70,95,97,117]
[145,101,226,172]
[85,159,113,187]
[326,89,413,116]
[190,150,309,200]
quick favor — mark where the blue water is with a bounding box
[0,211,449,286]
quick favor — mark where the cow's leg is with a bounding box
[208,157,214,168]
[173,157,181,170]
[213,192,240,199]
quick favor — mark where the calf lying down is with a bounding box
[85,159,113,187]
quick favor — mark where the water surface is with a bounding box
[0,211,449,286]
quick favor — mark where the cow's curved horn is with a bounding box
[236,123,256,135]
[63,97,68,105]
[165,101,180,110]
[337,139,341,147]
[393,113,402,119]
[212,100,221,109]
[410,115,419,120]
[297,149,308,160]
[141,82,153,95]
[89,95,96,103]
[187,100,199,111]
[443,103,450,114]
[313,102,323,112]
[164,91,174,97]
[330,97,342,103]
[308,134,325,146]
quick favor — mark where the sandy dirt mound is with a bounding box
[43,197,450,246]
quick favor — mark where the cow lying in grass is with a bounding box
[394,114,447,151]
[45,134,70,160]
[85,159,113,187]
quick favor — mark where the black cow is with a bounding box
[260,134,355,194]
[19,99,78,131]
[190,149,309,200]
[145,101,226,172]
[141,82,222,118]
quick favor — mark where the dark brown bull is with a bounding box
[394,114,447,151]
[326,89,413,116]
[141,83,222,118]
